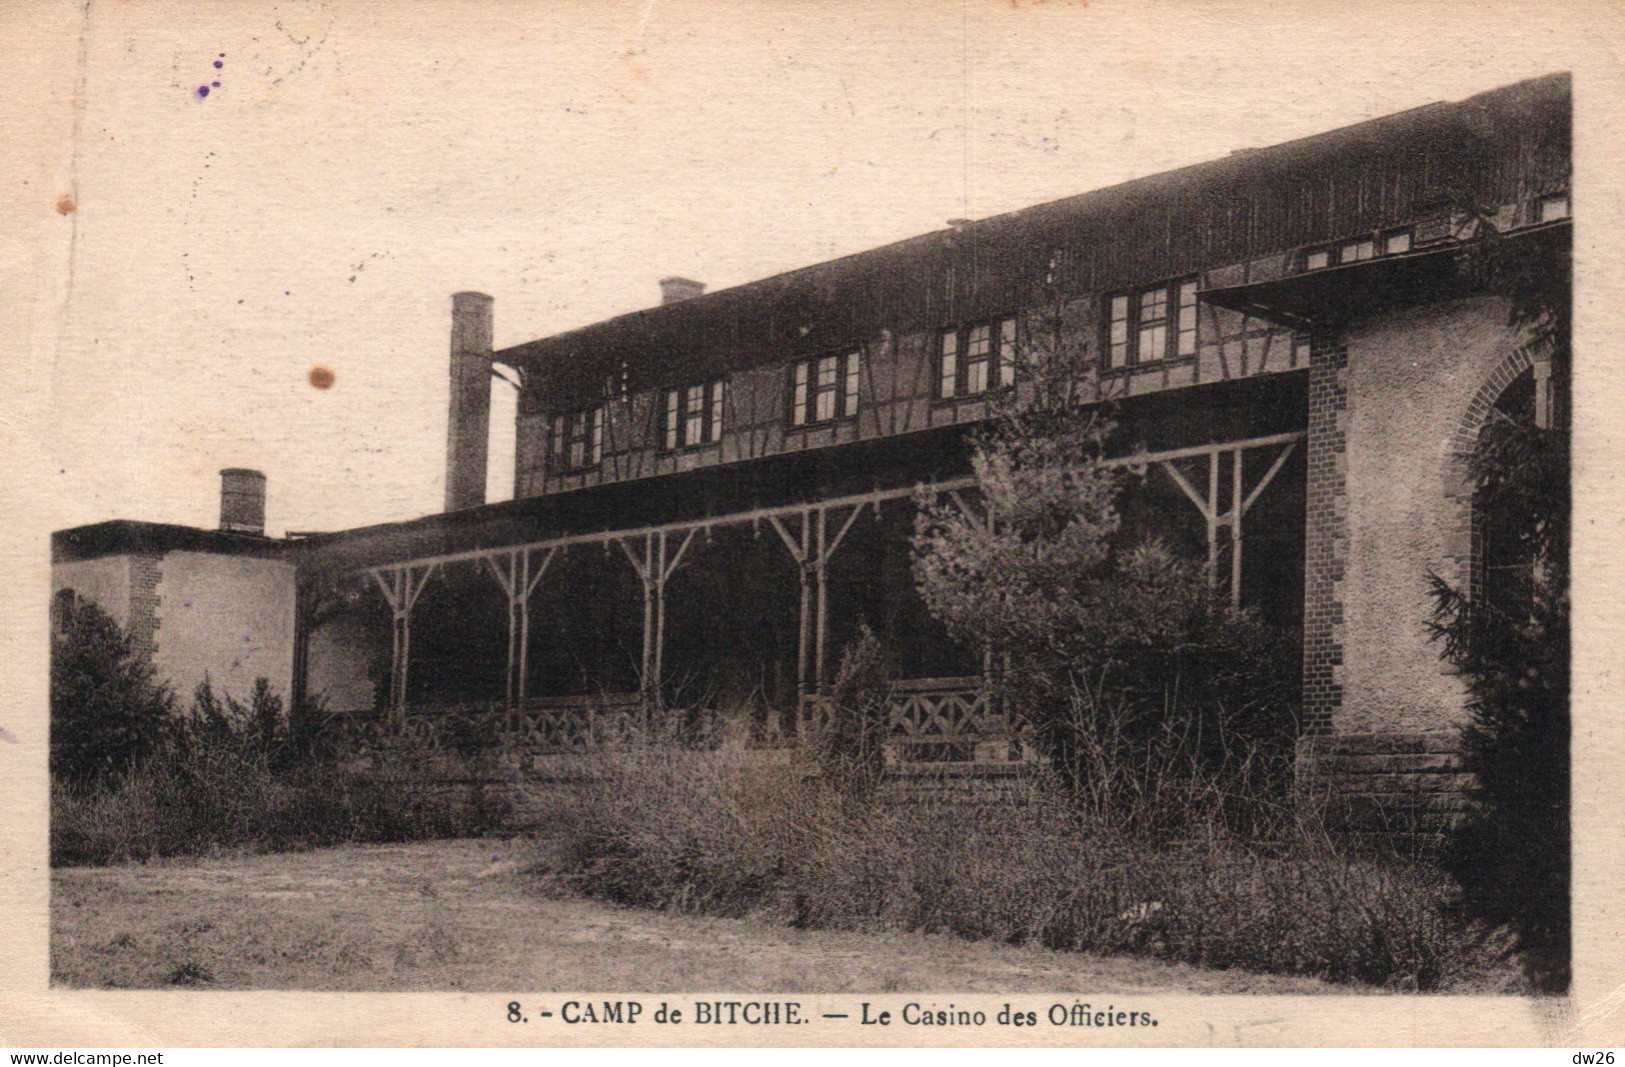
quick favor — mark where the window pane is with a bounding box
[1342,240,1374,262]
[1304,249,1330,270]
[815,386,836,422]
[967,358,988,395]
[939,331,958,398]
[1384,230,1412,255]
[967,324,991,358]
[664,390,679,450]
[844,353,860,415]
[590,407,603,464]
[1139,324,1166,361]
[793,363,808,426]
[1176,281,1198,356]
[1539,194,1570,222]
[1139,287,1168,324]
[710,381,725,442]
[817,356,838,389]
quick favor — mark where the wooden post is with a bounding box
[485,546,557,707]
[653,529,668,705]
[814,507,829,691]
[1231,446,1245,611]
[1206,450,1220,588]
[797,510,811,697]
[370,564,436,724]
[641,534,655,698]
[518,547,554,705]
[765,510,813,701]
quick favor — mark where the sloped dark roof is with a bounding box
[499,74,1569,413]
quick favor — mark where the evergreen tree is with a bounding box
[50,593,175,787]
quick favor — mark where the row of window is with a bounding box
[544,190,1574,471]
[1300,228,1414,271]
[544,292,1194,470]
[549,317,1027,469]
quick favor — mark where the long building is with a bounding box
[53,73,1571,829]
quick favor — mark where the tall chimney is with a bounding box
[658,276,706,305]
[219,468,267,535]
[445,291,493,512]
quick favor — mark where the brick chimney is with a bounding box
[445,291,493,512]
[219,468,267,535]
[659,277,706,305]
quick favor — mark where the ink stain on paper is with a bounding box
[196,55,224,99]
[308,366,336,390]
[56,195,76,215]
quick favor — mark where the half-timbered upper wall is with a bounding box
[502,74,1569,501]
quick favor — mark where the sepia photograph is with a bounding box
[4,0,1619,1049]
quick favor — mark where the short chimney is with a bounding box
[658,276,706,305]
[445,291,494,512]
[219,468,267,535]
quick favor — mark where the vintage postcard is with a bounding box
[2,0,1622,1049]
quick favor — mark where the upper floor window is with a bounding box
[550,405,604,471]
[1107,277,1197,369]
[662,379,726,450]
[939,317,1017,399]
[1301,227,1413,271]
[1537,193,1570,222]
[791,351,860,427]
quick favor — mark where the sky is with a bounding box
[7,0,1612,536]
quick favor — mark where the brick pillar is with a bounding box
[1300,331,1347,737]
[127,553,163,665]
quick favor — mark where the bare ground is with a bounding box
[52,838,1339,992]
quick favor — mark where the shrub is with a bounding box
[50,594,174,787]
[1428,415,1570,992]
[548,743,804,917]
[807,623,892,792]
[540,747,1512,991]
[50,680,517,866]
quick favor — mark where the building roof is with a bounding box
[499,73,1569,413]
[52,520,290,564]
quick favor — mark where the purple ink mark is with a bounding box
[212,81,220,88]
[0,724,17,744]
[214,60,223,69]
[196,85,210,99]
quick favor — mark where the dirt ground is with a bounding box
[52,838,1338,992]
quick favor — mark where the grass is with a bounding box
[52,838,1339,992]
[536,744,1523,993]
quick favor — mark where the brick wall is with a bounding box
[1296,732,1470,850]
[1301,333,1347,736]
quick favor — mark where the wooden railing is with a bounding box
[314,679,1034,766]
[798,676,1036,767]
[308,692,645,755]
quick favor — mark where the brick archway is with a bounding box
[1435,341,1542,595]
[1450,342,1540,459]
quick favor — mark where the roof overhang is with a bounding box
[1200,220,1570,331]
